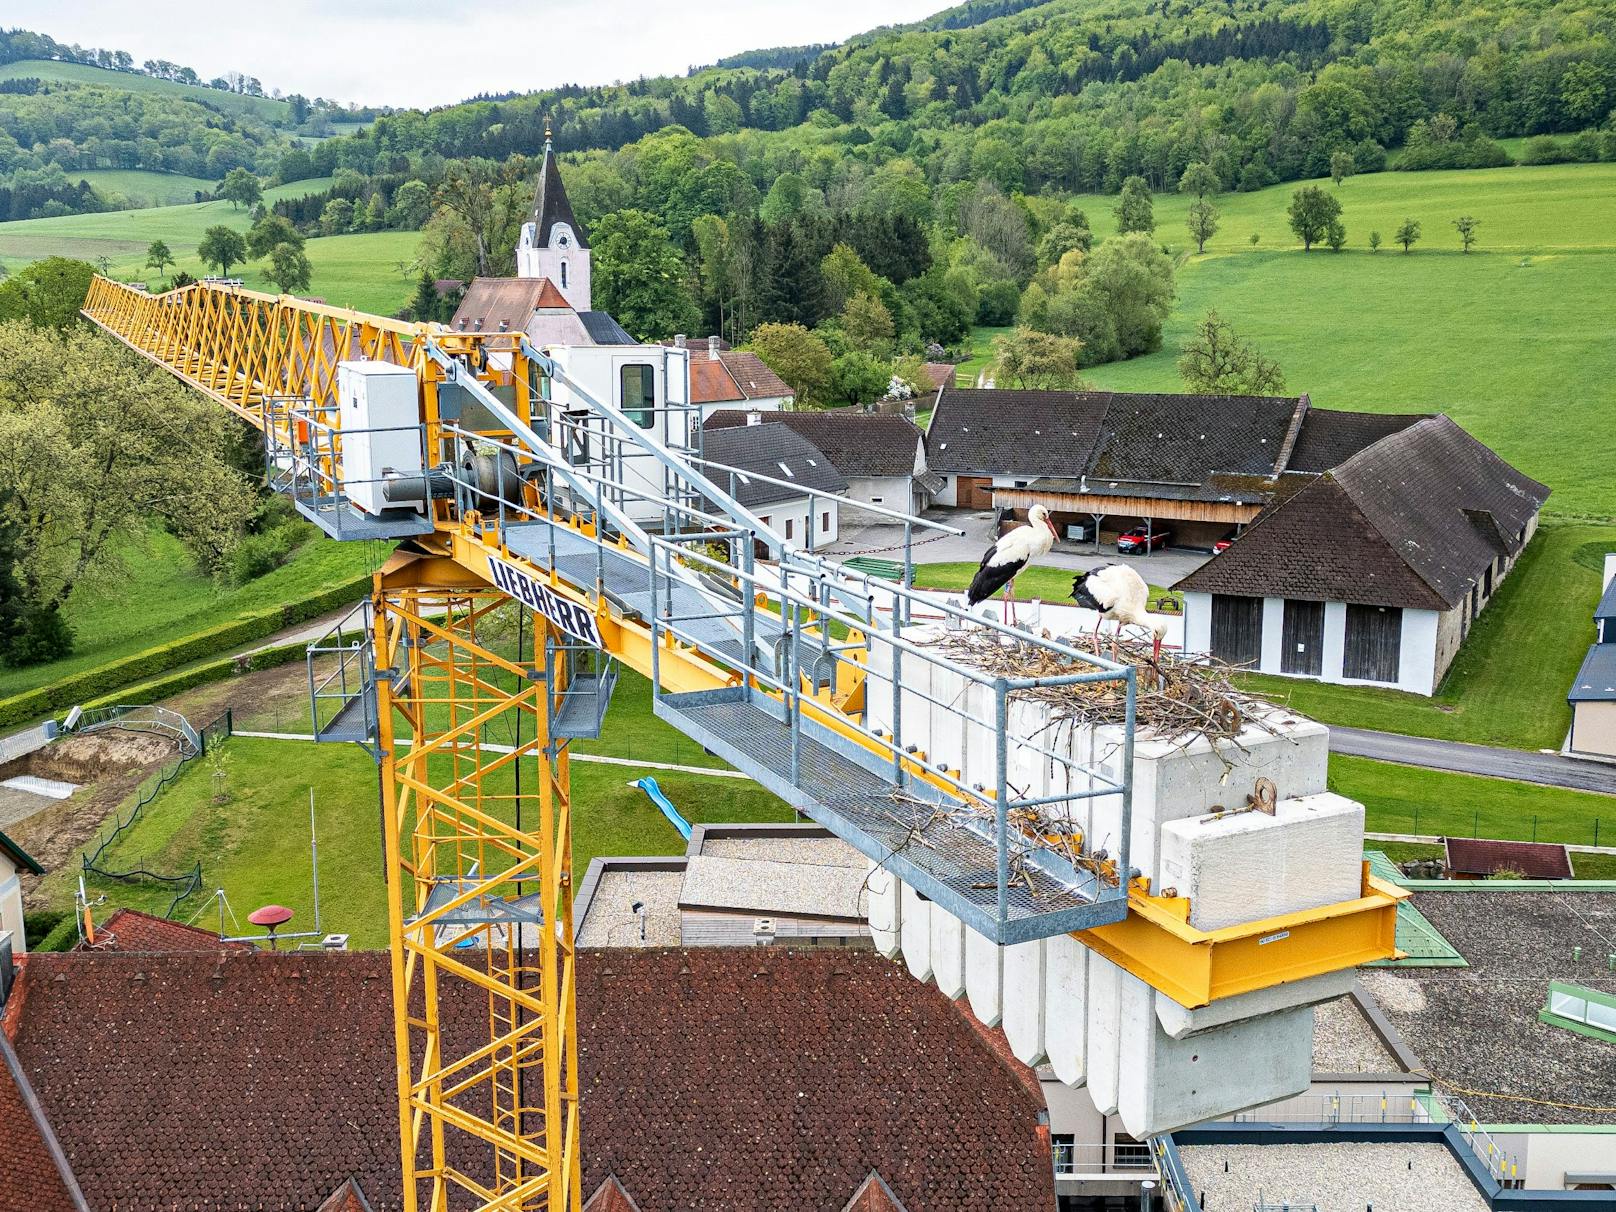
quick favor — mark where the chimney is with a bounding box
[747,409,763,427]
[708,334,721,358]
[674,334,687,349]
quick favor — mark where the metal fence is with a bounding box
[80,710,232,919]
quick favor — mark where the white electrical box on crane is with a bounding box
[337,361,425,516]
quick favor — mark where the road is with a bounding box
[1329,726,1616,795]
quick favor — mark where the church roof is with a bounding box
[532,146,588,250]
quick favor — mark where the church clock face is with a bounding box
[556,232,569,249]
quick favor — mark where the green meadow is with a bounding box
[1066,163,1616,519]
[0,59,292,123]
[75,170,217,207]
[0,180,416,316]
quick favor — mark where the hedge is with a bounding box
[0,575,371,729]
[84,638,311,711]
[33,912,81,953]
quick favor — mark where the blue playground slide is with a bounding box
[630,776,693,841]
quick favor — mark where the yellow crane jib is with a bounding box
[81,276,1403,1209]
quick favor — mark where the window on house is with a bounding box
[821,511,830,533]
[1112,1134,1152,1169]
[620,364,655,428]
[785,518,793,540]
[560,261,568,289]
[1344,603,1402,683]
[1051,1135,1075,1176]
[871,496,883,504]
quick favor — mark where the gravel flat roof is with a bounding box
[575,870,683,947]
[680,854,869,919]
[1360,890,1616,1124]
[1311,995,1399,1074]
[1180,1142,1490,1212]
[697,834,865,867]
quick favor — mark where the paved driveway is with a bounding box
[1329,727,1616,795]
[825,508,1211,586]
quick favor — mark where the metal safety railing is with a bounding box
[1052,1140,1158,1176]
[70,704,203,756]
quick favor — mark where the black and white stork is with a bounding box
[967,504,1059,623]
[1070,564,1169,662]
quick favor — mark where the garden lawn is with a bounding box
[45,735,794,950]
[913,561,1178,603]
[1242,521,1615,749]
[1069,163,1616,519]
[0,525,386,699]
[1331,754,1616,850]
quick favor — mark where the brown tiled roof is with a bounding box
[918,362,955,391]
[1444,838,1573,880]
[689,357,742,404]
[315,1178,375,1212]
[583,1176,644,1212]
[1177,417,1549,609]
[450,276,570,333]
[7,949,1054,1212]
[1288,408,1429,473]
[716,350,793,401]
[706,410,922,478]
[78,907,253,954]
[840,1171,910,1212]
[0,1033,82,1212]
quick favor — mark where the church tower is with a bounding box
[516,121,591,311]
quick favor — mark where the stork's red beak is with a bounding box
[1045,517,1059,538]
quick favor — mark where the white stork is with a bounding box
[967,504,1059,623]
[1070,564,1170,663]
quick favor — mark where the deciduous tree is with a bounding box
[1395,217,1422,252]
[1114,175,1155,235]
[991,327,1088,390]
[1185,199,1219,254]
[1329,150,1355,186]
[218,166,262,210]
[1178,162,1220,200]
[267,242,313,293]
[747,323,833,405]
[1177,311,1286,396]
[198,225,247,277]
[1287,186,1342,251]
[145,240,174,280]
[591,208,700,341]
[0,257,95,329]
[1453,215,1479,252]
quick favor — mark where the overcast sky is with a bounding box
[9,1,945,110]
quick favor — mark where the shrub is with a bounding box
[33,913,80,952]
[5,605,76,666]
[24,909,69,949]
[228,524,301,584]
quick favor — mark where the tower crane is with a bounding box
[80,277,1403,1212]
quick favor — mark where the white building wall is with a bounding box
[1492,1128,1616,1190]
[0,862,25,957]
[1182,590,1212,654]
[1259,597,1285,672]
[755,497,839,548]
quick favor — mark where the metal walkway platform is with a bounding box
[655,686,1126,945]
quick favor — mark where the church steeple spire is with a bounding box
[516,119,591,310]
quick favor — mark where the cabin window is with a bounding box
[1344,604,1402,683]
[1210,595,1263,668]
[620,364,655,429]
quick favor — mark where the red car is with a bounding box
[1116,526,1171,554]
[1213,534,1237,555]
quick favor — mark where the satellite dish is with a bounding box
[248,904,294,949]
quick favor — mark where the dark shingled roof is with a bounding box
[0,828,42,875]
[1287,408,1430,473]
[706,410,922,478]
[531,146,588,248]
[1177,417,1549,609]
[1569,643,1616,703]
[1596,574,1616,622]
[926,387,1109,476]
[698,423,848,508]
[578,311,636,345]
[1086,392,1303,483]
[1444,838,1574,880]
[5,948,1055,1211]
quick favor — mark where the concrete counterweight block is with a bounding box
[1116,971,1314,1139]
[931,904,967,999]
[964,928,1005,1026]
[1085,954,1124,1115]
[865,862,900,959]
[1043,934,1089,1087]
[1000,939,1046,1066]
[899,882,933,983]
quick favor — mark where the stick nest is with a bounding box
[922,629,1284,746]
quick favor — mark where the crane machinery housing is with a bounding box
[80,275,1403,1212]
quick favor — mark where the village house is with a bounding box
[697,421,848,549]
[1567,556,1616,758]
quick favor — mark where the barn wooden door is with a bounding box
[1280,600,1325,675]
[1210,595,1263,667]
[1343,604,1402,683]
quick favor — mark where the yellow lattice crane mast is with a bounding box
[81,277,1404,1212]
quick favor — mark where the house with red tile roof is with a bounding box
[667,334,795,417]
[0,948,1056,1211]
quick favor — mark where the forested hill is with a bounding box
[338,0,1614,193]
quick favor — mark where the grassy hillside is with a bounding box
[73,170,215,207]
[1073,163,1616,520]
[0,59,290,123]
[0,184,415,315]
[0,526,385,699]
